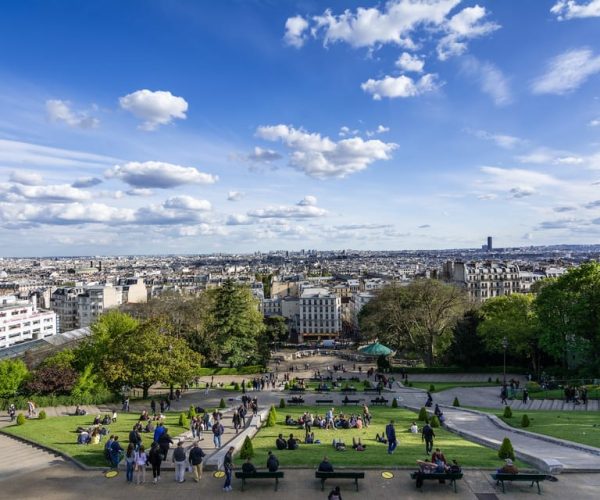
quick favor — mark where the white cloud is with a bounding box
[248,199,328,219]
[395,52,424,72]
[437,5,500,60]
[532,48,600,95]
[9,171,44,186]
[177,224,223,237]
[246,146,282,163]
[461,57,511,105]
[361,73,439,100]
[365,125,390,137]
[256,124,396,178]
[517,147,584,165]
[0,202,134,226]
[106,161,217,188]
[590,118,600,126]
[72,177,103,188]
[119,90,188,130]
[477,193,498,200]
[226,214,253,225]
[10,184,92,203]
[284,15,309,48]
[227,191,244,201]
[126,188,154,197]
[471,130,523,149]
[297,195,317,206]
[46,99,99,129]
[133,203,210,225]
[551,1,600,20]
[480,166,561,190]
[162,195,211,211]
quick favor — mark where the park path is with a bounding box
[396,387,600,472]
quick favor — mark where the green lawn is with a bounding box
[245,405,521,468]
[408,382,499,392]
[2,412,187,467]
[497,409,600,449]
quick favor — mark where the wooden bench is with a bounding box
[410,471,464,493]
[341,399,361,405]
[235,471,284,491]
[315,471,365,491]
[287,399,305,405]
[491,473,548,494]
[315,399,334,405]
[370,398,389,406]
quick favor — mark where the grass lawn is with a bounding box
[245,405,519,468]
[496,409,600,449]
[2,412,187,467]
[408,382,499,393]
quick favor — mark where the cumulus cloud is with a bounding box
[461,56,511,105]
[248,197,328,219]
[532,48,600,95]
[227,191,244,201]
[471,129,523,149]
[72,177,103,188]
[46,99,99,128]
[0,202,134,226]
[246,146,282,163]
[9,171,44,186]
[162,195,211,211]
[284,15,309,47]
[176,224,224,237]
[256,124,396,178]
[10,184,92,203]
[361,73,439,100]
[395,52,424,72]
[226,214,253,225]
[366,125,390,137]
[125,188,154,197]
[106,161,217,188]
[590,118,600,127]
[551,0,600,20]
[297,195,317,206]
[119,90,188,130]
[584,199,600,209]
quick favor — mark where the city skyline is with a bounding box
[1,1,600,256]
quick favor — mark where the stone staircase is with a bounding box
[0,433,64,481]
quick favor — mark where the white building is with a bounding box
[298,287,341,342]
[449,261,521,301]
[51,284,120,332]
[0,295,57,349]
[262,297,282,317]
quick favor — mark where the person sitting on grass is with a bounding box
[352,437,366,451]
[305,432,315,444]
[90,428,101,445]
[497,458,518,474]
[145,420,155,433]
[287,433,299,450]
[332,438,346,451]
[375,433,387,444]
[410,421,419,433]
[78,429,90,445]
[318,456,334,472]
[241,457,256,474]
[285,415,297,426]
[276,433,287,450]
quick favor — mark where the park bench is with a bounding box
[315,399,334,405]
[235,471,284,491]
[315,471,365,491]
[410,471,464,493]
[341,387,357,393]
[491,473,548,494]
[341,399,361,405]
[287,398,305,405]
[370,398,389,406]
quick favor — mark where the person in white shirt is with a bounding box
[410,422,419,433]
[135,445,148,484]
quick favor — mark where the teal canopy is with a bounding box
[358,342,393,357]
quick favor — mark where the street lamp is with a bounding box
[502,336,509,385]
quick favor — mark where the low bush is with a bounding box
[266,406,277,427]
[392,398,398,408]
[38,410,47,420]
[239,436,254,459]
[179,413,189,427]
[188,405,196,419]
[453,397,460,407]
[363,379,371,388]
[219,398,226,409]
[418,407,428,421]
[429,384,436,393]
[521,414,530,428]
[279,398,286,409]
[233,382,240,391]
[430,415,440,428]
[16,413,25,425]
[498,437,515,460]
[503,406,513,418]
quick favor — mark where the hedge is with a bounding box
[196,365,265,376]
[0,392,118,411]
[391,365,525,374]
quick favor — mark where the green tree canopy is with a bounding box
[0,359,29,397]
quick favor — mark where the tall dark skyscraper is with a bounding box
[487,236,493,251]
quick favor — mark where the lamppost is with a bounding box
[502,336,509,385]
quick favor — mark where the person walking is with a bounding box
[500,385,508,405]
[125,443,136,483]
[223,446,234,492]
[385,420,397,454]
[422,422,435,454]
[522,388,529,404]
[188,441,206,482]
[172,441,187,483]
[135,445,147,484]
[148,441,163,484]
[212,420,224,448]
[150,399,156,416]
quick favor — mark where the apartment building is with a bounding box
[298,287,341,342]
[51,284,120,332]
[447,261,521,301]
[0,295,57,349]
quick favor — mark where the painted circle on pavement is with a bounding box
[104,470,119,478]
[381,471,394,479]
[214,471,225,478]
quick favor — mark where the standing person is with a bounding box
[148,441,163,484]
[172,441,187,483]
[212,420,224,448]
[135,445,147,484]
[422,422,435,454]
[500,385,508,405]
[188,441,205,482]
[150,399,156,416]
[110,436,124,469]
[125,443,136,483]
[158,428,173,460]
[522,388,529,404]
[159,399,165,414]
[385,420,397,454]
[129,425,142,451]
[223,446,234,492]
[153,422,165,445]
[328,485,342,500]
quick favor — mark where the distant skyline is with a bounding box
[1,1,600,256]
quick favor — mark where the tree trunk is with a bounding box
[142,384,150,399]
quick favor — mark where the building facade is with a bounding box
[298,287,341,342]
[0,295,57,349]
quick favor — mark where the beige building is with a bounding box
[298,287,341,342]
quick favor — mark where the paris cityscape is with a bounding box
[2,1,600,499]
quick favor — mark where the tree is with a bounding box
[477,294,541,373]
[26,365,78,395]
[39,349,76,370]
[207,280,265,367]
[498,437,515,460]
[447,310,492,367]
[264,316,288,343]
[239,436,255,459]
[359,280,468,366]
[0,359,29,397]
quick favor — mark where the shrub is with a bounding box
[498,437,515,460]
[392,398,398,408]
[234,382,240,391]
[452,397,460,407]
[495,378,500,384]
[429,384,435,393]
[430,415,440,428]
[188,405,196,419]
[179,412,189,427]
[503,406,513,418]
[521,414,530,428]
[526,381,541,393]
[266,406,277,427]
[219,398,226,409]
[488,376,492,383]
[408,382,413,387]
[418,407,428,421]
[239,436,254,459]
[284,383,289,390]
[363,379,371,388]
[279,398,286,409]
[16,413,26,425]
[38,410,47,420]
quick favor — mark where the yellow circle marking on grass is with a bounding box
[214,471,225,478]
[381,471,394,479]
[104,470,119,478]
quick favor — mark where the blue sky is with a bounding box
[1,0,600,256]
